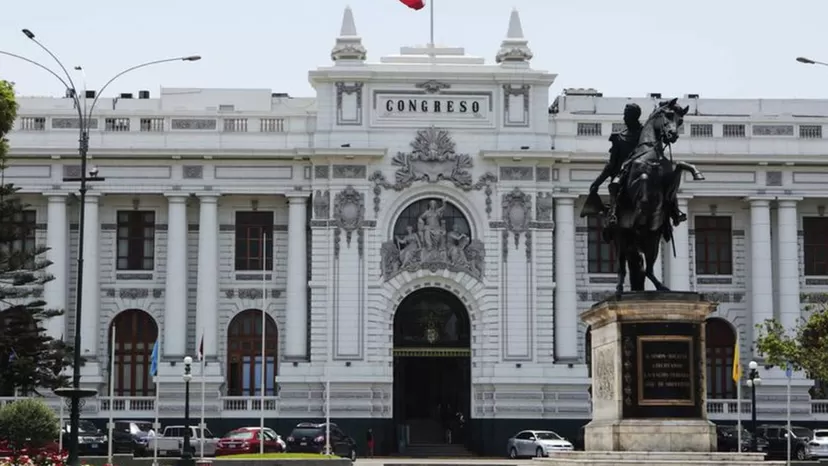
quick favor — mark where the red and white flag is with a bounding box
[197,334,204,362]
[399,0,425,10]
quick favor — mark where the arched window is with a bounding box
[109,309,158,396]
[393,288,470,349]
[706,318,736,399]
[226,309,278,396]
[393,198,471,239]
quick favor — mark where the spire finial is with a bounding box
[331,6,367,63]
[496,8,533,65]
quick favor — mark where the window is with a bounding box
[587,216,616,273]
[226,309,278,396]
[705,318,736,399]
[694,216,732,275]
[235,212,274,271]
[117,211,155,271]
[722,124,745,138]
[109,309,158,396]
[800,125,823,139]
[804,217,828,276]
[690,124,713,137]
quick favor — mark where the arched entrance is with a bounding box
[393,287,471,449]
[705,317,736,399]
[108,309,158,396]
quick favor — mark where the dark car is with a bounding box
[285,423,356,461]
[755,424,813,460]
[715,425,768,453]
[62,420,107,456]
[113,420,155,456]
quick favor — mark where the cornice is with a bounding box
[479,150,569,162]
[9,147,387,161]
[562,151,828,167]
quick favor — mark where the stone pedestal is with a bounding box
[581,292,716,453]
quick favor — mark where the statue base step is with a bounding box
[536,451,778,466]
[584,418,715,452]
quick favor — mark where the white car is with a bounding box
[506,430,574,458]
[809,429,828,459]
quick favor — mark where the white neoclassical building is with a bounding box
[4,6,828,456]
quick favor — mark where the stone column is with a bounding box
[777,198,802,331]
[749,198,774,329]
[554,196,578,361]
[80,194,100,357]
[44,194,69,339]
[667,197,692,291]
[285,195,309,359]
[195,194,219,359]
[164,194,188,357]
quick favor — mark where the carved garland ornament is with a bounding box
[333,186,365,257]
[501,188,532,260]
[369,127,497,217]
[593,346,615,400]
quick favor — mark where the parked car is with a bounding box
[113,420,155,456]
[715,425,768,453]
[62,420,107,456]
[755,424,812,460]
[147,425,218,457]
[285,422,357,461]
[506,430,574,458]
[808,429,828,460]
[216,427,285,456]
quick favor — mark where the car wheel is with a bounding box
[796,446,806,460]
[509,447,517,459]
[535,447,544,457]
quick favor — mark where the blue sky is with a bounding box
[1,0,826,100]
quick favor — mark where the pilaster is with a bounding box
[195,194,220,359]
[164,193,189,357]
[748,197,774,337]
[44,193,69,339]
[776,197,802,332]
[285,194,309,360]
[80,193,101,358]
[554,195,578,361]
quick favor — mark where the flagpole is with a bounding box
[735,335,742,450]
[152,333,161,466]
[260,230,267,455]
[429,0,434,47]
[107,327,116,465]
[200,328,206,460]
[59,397,65,454]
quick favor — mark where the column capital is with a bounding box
[164,192,191,200]
[554,195,578,204]
[777,197,803,207]
[746,196,774,207]
[287,194,310,204]
[196,193,220,203]
[83,193,101,203]
[45,193,70,202]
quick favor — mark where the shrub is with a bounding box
[0,399,60,453]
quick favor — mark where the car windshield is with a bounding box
[291,428,322,438]
[535,432,562,440]
[132,423,153,434]
[792,427,813,438]
[67,421,99,433]
[226,431,255,440]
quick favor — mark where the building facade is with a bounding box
[3,6,828,455]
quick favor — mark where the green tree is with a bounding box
[0,80,73,396]
[0,398,60,454]
[755,294,828,384]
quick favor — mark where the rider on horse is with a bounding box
[589,102,703,229]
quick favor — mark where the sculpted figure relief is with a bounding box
[380,198,485,281]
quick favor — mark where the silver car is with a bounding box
[506,429,574,458]
[808,429,828,459]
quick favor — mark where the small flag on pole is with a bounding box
[8,348,17,363]
[399,0,425,10]
[197,335,204,362]
[149,340,159,377]
[732,336,742,383]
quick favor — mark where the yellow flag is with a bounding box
[732,336,742,383]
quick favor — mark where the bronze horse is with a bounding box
[608,98,699,296]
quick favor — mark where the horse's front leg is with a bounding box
[644,233,669,291]
[676,160,705,181]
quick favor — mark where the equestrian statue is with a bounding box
[580,98,705,297]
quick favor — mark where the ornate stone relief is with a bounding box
[535,167,551,182]
[369,127,497,216]
[500,166,533,181]
[622,336,634,407]
[380,199,485,281]
[335,82,364,126]
[416,80,451,94]
[503,85,530,127]
[314,165,330,180]
[333,186,365,256]
[171,119,217,130]
[536,192,554,222]
[593,346,614,400]
[119,288,149,300]
[313,190,330,219]
[332,165,366,179]
[502,187,531,246]
[183,165,203,179]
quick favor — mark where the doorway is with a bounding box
[392,288,471,449]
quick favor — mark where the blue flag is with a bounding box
[8,348,18,363]
[150,340,159,377]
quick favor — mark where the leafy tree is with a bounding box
[755,293,828,386]
[0,80,73,396]
[0,398,60,454]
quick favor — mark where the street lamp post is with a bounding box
[182,356,194,466]
[746,360,762,452]
[1,30,200,466]
[796,56,828,67]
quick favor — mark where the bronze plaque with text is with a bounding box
[636,335,695,406]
